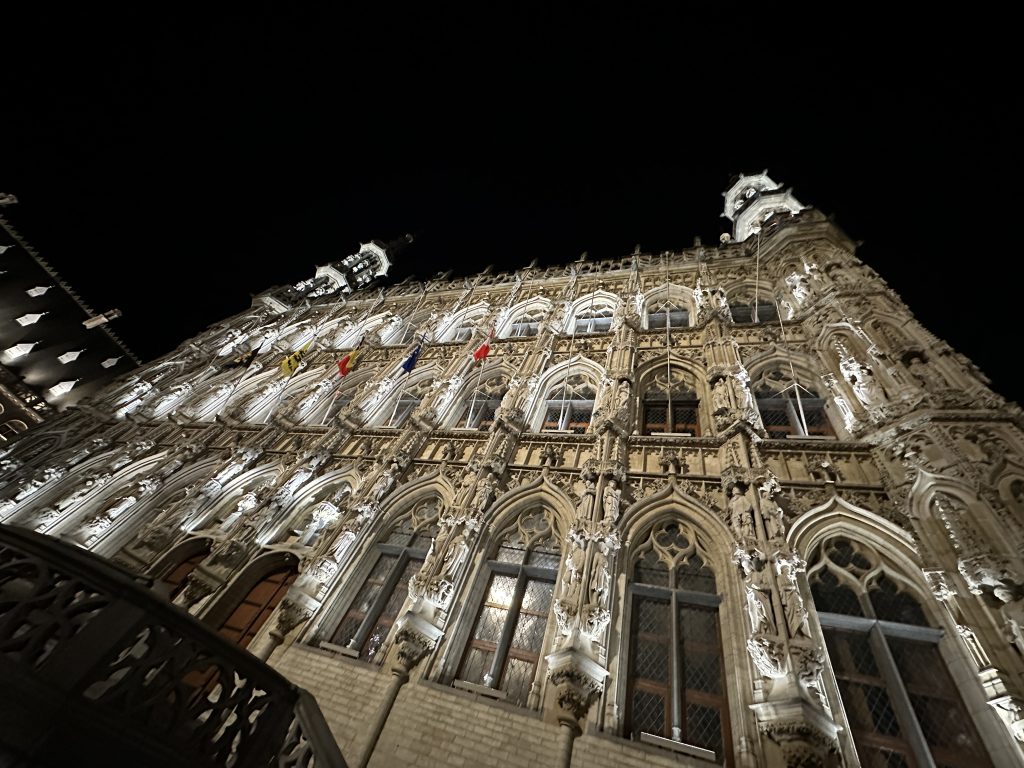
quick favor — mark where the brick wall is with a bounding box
[369,681,562,768]
[273,644,715,767]
[271,644,391,763]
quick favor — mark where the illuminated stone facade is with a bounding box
[3,176,1023,767]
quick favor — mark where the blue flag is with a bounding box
[400,343,421,374]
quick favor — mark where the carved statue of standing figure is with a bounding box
[472,471,500,515]
[729,486,755,540]
[602,478,622,522]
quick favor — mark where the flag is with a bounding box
[338,348,362,377]
[472,329,494,364]
[280,340,313,376]
[400,343,422,374]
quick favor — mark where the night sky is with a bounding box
[4,12,1019,403]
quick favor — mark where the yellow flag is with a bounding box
[280,340,313,376]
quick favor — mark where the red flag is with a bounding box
[337,348,362,377]
[472,329,494,364]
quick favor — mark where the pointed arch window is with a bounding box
[809,537,992,768]
[646,298,690,330]
[455,373,508,430]
[641,369,700,436]
[728,296,778,325]
[455,510,560,707]
[507,306,546,338]
[753,370,834,439]
[541,374,596,433]
[447,314,483,343]
[626,521,730,762]
[326,501,440,662]
[572,304,615,335]
[383,378,432,428]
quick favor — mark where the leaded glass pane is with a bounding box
[527,547,560,569]
[642,403,667,434]
[825,629,913,761]
[633,596,671,684]
[520,578,554,614]
[811,568,864,616]
[496,543,527,564]
[631,690,667,738]
[486,574,518,609]
[869,576,928,626]
[648,308,689,329]
[502,658,536,707]
[459,647,492,686]
[473,606,506,643]
[361,556,421,662]
[635,550,670,587]
[684,702,723,757]
[329,553,397,646]
[758,399,797,438]
[676,556,716,594]
[510,612,547,652]
[889,638,991,767]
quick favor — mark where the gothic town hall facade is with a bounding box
[3,173,1024,768]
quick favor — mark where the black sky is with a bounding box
[3,11,1020,403]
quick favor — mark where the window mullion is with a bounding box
[670,589,683,742]
[486,568,528,689]
[869,624,937,768]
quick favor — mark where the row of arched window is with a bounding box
[153,511,993,766]
[313,367,833,438]
[261,288,789,356]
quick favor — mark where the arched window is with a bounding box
[326,501,440,662]
[729,290,774,323]
[572,304,614,335]
[647,298,690,330]
[445,312,484,343]
[506,306,547,338]
[752,369,834,439]
[382,378,433,428]
[455,509,560,707]
[641,368,700,436]
[217,565,298,649]
[455,373,508,430]
[626,520,730,762]
[541,374,596,433]
[808,537,992,767]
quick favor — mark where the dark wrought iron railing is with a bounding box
[0,523,346,768]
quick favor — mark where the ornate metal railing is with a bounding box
[0,523,346,768]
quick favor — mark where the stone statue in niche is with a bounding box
[472,471,500,515]
[741,558,776,635]
[602,478,622,522]
[711,378,730,414]
[589,540,612,609]
[729,485,755,539]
